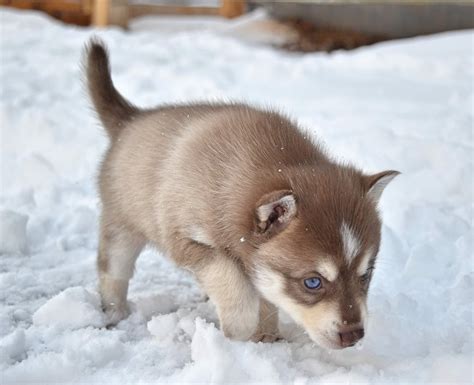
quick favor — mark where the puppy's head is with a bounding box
[250,167,399,349]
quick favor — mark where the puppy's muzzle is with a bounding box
[338,326,364,348]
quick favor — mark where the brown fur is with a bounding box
[84,39,399,347]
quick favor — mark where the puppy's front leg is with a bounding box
[193,250,260,341]
[251,298,281,343]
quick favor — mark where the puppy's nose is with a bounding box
[338,327,364,348]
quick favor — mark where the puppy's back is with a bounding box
[84,39,329,252]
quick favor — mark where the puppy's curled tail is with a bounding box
[84,38,138,139]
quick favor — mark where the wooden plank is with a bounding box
[0,0,35,8]
[0,0,92,25]
[81,0,92,14]
[42,1,83,13]
[1,0,83,12]
[254,0,474,3]
[220,0,246,18]
[0,0,33,10]
[129,4,219,18]
[108,0,128,27]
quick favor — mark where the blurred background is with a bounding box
[1,0,473,52]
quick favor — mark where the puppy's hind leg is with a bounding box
[97,217,145,326]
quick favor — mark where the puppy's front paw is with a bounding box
[103,303,130,326]
[251,332,283,343]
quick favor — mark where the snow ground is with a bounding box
[0,7,473,384]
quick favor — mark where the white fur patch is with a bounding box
[254,266,296,321]
[188,225,213,246]
[317,260,339,282]
[359,298,369,331]
[257,194,296,224]
[340,222,361,264]
[357,247,374,276]
[253,266,341,348]
[303,302,340,349]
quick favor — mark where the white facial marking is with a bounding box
[253,266,341,348]
[340,221,361,264]
[188,225,213,246]
[317,260,339,282]
[357,247,374,276]
[304,302,340,349]
[358,297,369,330]
[253,266,295,318]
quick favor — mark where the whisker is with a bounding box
[286,328,309,342]
[258,309,280,325]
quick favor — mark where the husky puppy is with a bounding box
[84,39,399,348]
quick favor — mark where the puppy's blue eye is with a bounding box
[304,277,322,290]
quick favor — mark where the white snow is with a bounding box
[0,210,28,255]
[32,287,105,330]
[147,312,179,342]
[0,329,26,366]
[0,7,473,384]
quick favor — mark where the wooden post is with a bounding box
[92,0,128,28]
[92,0,109,27]
[81,0,93,15]
[109,0,128,28]
[220,0,246,18]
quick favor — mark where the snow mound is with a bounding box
[171,319,283,383]
[0,210,28,255]
[0,329,26,366]
[147,312,179,342]
[32,287,105,330]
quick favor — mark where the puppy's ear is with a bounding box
[365,170,400,203]
[255,190,297,236]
